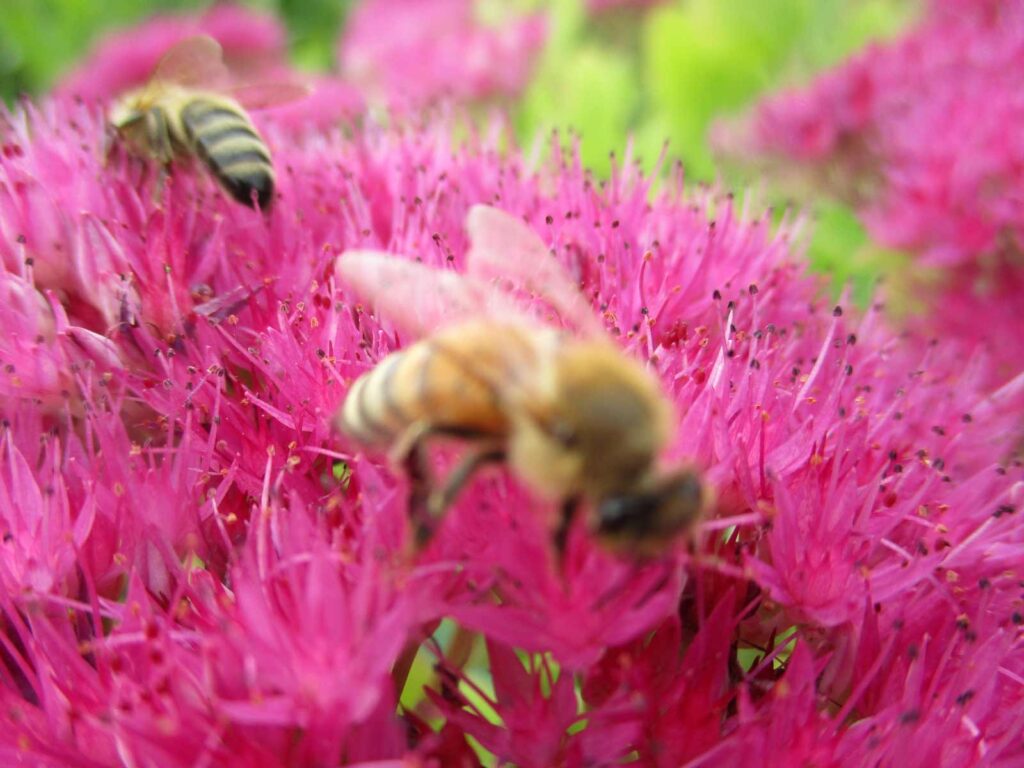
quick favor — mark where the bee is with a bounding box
[108,35,304,210]
[335,205,707,555]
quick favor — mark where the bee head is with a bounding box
[106,91,154,161]
[593,468,706,555]
[108,89,147,132]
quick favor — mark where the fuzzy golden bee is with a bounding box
[109,35,302,210]
[335,205,706,554]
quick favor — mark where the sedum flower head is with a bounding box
[0,81,1020,766]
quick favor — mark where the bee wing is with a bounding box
[193,283,266,322]
[335,251,528,337]
[151,35,230,88]
[227,82,311,110]
[465,205,606,338]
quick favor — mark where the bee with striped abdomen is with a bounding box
[335,205,707,556]
[109,35,304,210]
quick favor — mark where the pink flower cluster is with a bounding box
[738,0,1024,378]
[59,1,547,130]
[336,0,658,108]
[57,4,287,102]
[58,0,659,137]
[0,80,1021,765]
[338,0,547,108]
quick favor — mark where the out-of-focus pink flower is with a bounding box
[0,90,1021,764]
[577,591,740,765]
[255,76,365,136]
[731,1,1024,377]
[909,256,1024,386]
[715,643,847,766]
[429,639,588,766]
[929,0,1008,20]
[55,8,358,140]
[339,0,546,108]
[57,4,287,102]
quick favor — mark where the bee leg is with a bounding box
[101,127,117,168]
[400,438,436,548]
[554,497,581,564]
[428,447,506,518]
[389,420,433,468]
[152,165,170,207]
[392,425,502,547]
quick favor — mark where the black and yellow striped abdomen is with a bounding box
[338,323,545,448]
[180,97,274,210]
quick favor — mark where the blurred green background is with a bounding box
[0,0,917,300]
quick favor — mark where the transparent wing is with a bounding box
[335,251,528,338]
[193,283,265,322]
[465,205,606,338]
[228,82,311,110]
[152,35,230,88]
